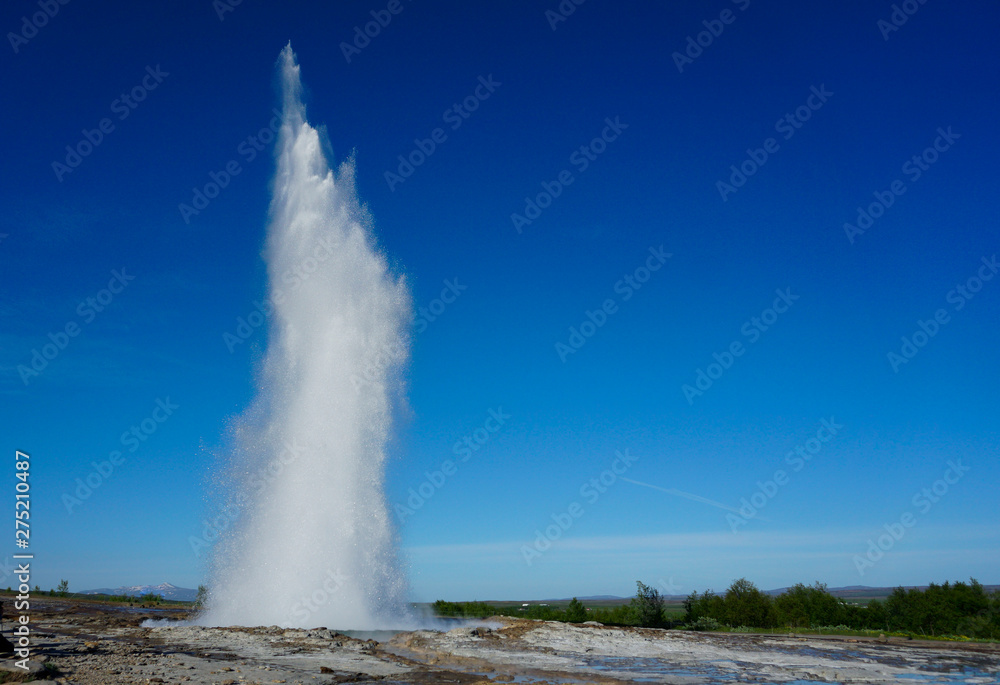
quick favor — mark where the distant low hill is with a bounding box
[574,595,623,600]
[762,584,1000,601]
[81,582,197,602]
[477,584,1000,605]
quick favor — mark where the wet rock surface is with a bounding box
[9,597,1000,684]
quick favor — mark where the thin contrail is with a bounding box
[621,477,770,522]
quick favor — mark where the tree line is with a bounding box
[434,578,1000,639]
[684,578,999,637]
[433,582,673,626]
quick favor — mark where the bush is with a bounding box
[724,578,776,628]
[587,603,638,626]
[878,579,998,638]
[432,600,496,618]
[686,616,722,631]
[565,598,587,623]
[774,582,844,628]
[632,581,665,628]
[684,589,725,623]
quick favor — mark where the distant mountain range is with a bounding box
[81,582,197,602]
[81,583,999,605]
[537,584,1000,603]
[575,595,624,600]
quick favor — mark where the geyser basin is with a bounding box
[199,44,412,630]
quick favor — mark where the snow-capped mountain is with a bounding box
[82,582,197,601]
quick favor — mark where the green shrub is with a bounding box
[432,600,498,618]
[631,581,665,628]
[724,578,776,628]
[686,616,722,631]
[565,598,587,623]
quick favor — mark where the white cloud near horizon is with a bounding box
[400,524,1000,600]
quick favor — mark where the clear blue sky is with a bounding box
[2,0,998,601]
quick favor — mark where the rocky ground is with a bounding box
[3,597,999,684]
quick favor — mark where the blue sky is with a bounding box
[2,0,998,601]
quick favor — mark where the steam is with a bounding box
[200,44,411,630]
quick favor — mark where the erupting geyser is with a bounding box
[201,44,412,629]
